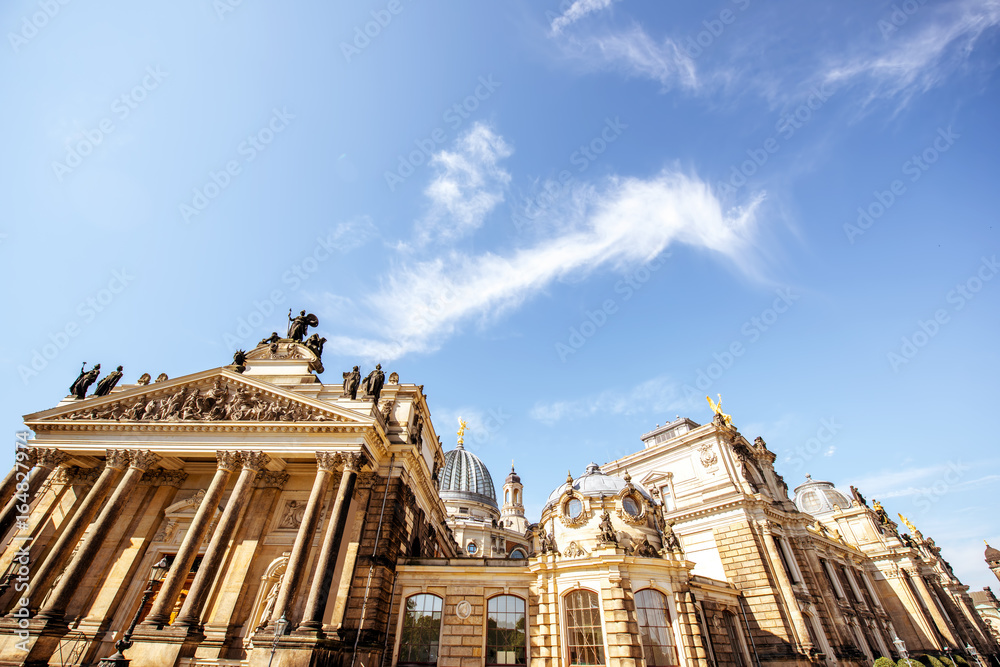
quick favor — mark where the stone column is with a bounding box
[17,451,129,613]
[35,449,160,622]
[172,451,269,631]
[910,571,959,647]
[140,451,242,628]
[0,449,36,509]
[678,590,710,667]
[758,521,812,651]
[0,448,66,538]
[267,452,340,629]
[296,452,363,633]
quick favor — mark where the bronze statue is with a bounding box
[663,522,681,552]
[259,332,281,346]
[93,365,123,397]
[304,333,326,358]
[631,535,659,558]
[598,511,617,545]
[287,310,319,342]
[850,485,866,506]
[361,364,385,402]
[70,362,101,399]
[343,366,361,399]
[233,350,247,374]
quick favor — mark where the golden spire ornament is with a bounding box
[706,394,732,427]
[456,417,468,447]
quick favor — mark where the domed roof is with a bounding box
[545,463,651,508]
[986,541,1000,563]
[439,444,497,509]
[505,464,520,486]
[793,475,851,516]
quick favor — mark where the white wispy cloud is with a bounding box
[844,460,1000,501]
[557,25,699,91]
[324,153,763,360]
[823,0,1000,110]
[530,376,687,425]
[550,0,619,35]
[417,123,512,245]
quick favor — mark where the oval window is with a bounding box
[567,498,583,518]
[623,497,640,516]
[467,542,478,555]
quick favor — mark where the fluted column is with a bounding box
[18,451,129,613]
[140,451,242,628]
[297,452,363,633]
[267,452,340,629]
[758,521,812,650]
[172,451,269,630]
[35,449,160,622]
[0,449,36,510]
[0,448,66,538]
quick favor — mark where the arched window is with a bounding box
[505,489,510,504]
[634,589,678,666]
[399,593,442,665]
[509,548,526,559]
[566,498,583,518]
[487,595,526,665]
[564,589,604,665]
[513,489,520,504]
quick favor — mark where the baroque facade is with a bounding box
[0,327,996,667]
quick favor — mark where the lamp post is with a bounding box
[945,646,953,666]
[98,557,169,667]
[268,612,289,667]
[893,635,909,666]
[966,643,985,667]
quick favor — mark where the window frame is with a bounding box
[634,588,680,667]
[562,587,607,666]
[396,592,444,667]
[485,594,528,666]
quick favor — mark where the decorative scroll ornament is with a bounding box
[563,541,589,558]
[696,443,718,468]
[65,378,341,423]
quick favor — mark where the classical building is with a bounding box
[0,323,996,667]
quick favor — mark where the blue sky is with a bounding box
[3,0,999,588]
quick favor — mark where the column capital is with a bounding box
[128,450,161,472]
[341,452,365,473]
[315,452,341,472]
[33,448,67,469]
[139,470,189,487]
[256,471,289,489]
[105,449,132,471]
[52,466,102,486]
[216,450,243,472]
[240,451,270,473]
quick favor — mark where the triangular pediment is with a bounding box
[25,368,371,429]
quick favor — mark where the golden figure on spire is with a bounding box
[456,417,468,446]
[898,513,922,538]
[706,394,732,427]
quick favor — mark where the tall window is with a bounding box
[565,589,605,665]
[634,589,679,666]
[487,595,526,665]
[723,611,750,667]
[399,594,442,666]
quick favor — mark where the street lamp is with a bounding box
[268,612,289,667]
[944,646,953,666]
[965,643,985,667]
[98,556,169,666]
[893,635,909,666]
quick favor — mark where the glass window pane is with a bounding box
[399,594,442,666]
[565,590,605,665]
[488,595,526,666]
[635,589,678,666]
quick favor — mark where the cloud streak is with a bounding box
[530,376,688,425]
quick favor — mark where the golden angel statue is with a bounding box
[457,417,468,446]
[706,394,732,427]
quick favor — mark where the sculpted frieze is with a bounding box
[64,378,341,423]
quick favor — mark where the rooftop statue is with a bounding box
[706,393,732,427]
[70,362,101,399]
[93,366,124,397]
[361,364,385,403]
[342,366,361,399]
[287,309,319,342]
